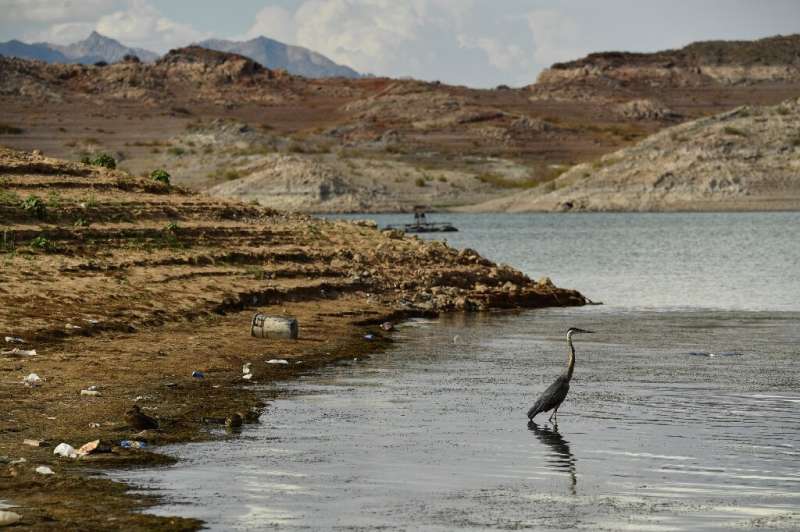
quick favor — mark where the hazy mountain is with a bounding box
[198,36,360,78]
[52,31,159,63]
[0,32,158,64]
[0,39,69,63]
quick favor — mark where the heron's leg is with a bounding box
[549,406,559,424]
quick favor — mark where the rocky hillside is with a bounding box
[471,97,800,212]
[0,31,158,64]
[198,36,360,78]
[1,36,799,212]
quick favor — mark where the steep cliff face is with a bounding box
[470,97,800,212]
[532,34,800,102]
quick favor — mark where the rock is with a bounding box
[125,405,158,430]
[615,99,680,121]
[23,439,49,448]
[225,413,243,428]
[0,510,22,527]
[537,277,556,289]
[35,465,54,475]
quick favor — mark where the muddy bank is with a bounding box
[0,147,584,530]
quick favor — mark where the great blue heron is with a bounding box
[527,327,594,424]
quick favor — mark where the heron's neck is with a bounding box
[565,335,575,379]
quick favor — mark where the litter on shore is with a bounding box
[0,510,22,527]
[1,348,36,356]
[23,373,42,387]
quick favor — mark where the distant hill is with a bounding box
[0,39,69,63]
[197,36,360,78]
[0,31,158,64]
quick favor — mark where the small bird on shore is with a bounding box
[125,405,159,430]
[527,327,594,424]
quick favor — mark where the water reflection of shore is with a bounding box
[528,421,577,495]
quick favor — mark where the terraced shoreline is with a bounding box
[0,147,584,530]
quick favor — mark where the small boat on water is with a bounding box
[385,207,458,233]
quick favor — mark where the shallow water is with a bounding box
[113,213,800,530]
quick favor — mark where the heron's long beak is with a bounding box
[578,328,595,334]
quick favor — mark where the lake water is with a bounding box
[114,213,800,530]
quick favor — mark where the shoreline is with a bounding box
[0,299,582,530]
[0,147,585,530]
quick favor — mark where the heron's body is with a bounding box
[527,327,592,423]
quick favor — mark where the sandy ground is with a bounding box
[0,147,584,530]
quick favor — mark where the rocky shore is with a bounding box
[0,147,584,530]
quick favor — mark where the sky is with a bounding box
[1,0,799,87]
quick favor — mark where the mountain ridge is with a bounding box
[0,31,158,64]
[0,31,360,78]
[197,36,360,78]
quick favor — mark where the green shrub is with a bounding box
[167,146,186,156]
[414,177,426,187]
[81,153,117,168]
[29,236,54,251]
[150,169,171,186]
[21,195,47,219]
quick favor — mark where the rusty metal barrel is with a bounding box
[250,313,298,340]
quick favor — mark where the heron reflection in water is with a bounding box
[528,421,577,495]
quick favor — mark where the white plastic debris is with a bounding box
[10,458,26,465]
[89,422,101,428]
[65,323,81,330]
[23,373,42,387]
[53,443,77,459]
[243,363,253,380]
[1,348,36,356]
[80,390,101,397]
[266,359,289,365]
[4,336,24,344]
[35,465,54,475]
[0,510,22,527]
[243,373,253,380]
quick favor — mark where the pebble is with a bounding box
[35,465,54,475]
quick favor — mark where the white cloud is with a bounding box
[527,8,586,69]
[243,5,297,44]
[10,0,208,52]
[96,0,208,51]
[3,0,120,23]
[28,22,95,45]
[242,0,533,86]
